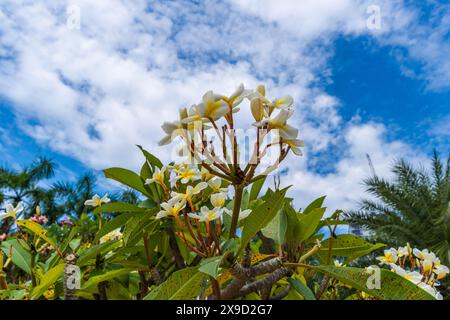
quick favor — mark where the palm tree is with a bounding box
[0,157,55,213]
[344,151,450,266]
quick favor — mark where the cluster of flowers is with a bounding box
[147,164,251,223]
[0,202,49,227]
[377,245,449,300]
[159,84,303,168]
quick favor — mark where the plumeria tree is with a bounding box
[0,84,447,300]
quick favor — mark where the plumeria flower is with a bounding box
[223,208,252,221]
[185,91,229,122]
[254,109,298,140]
[433,265,449,280]
[145,166,167,186]
[422,259,434,273]
[413,248,436,261]
[273,133,304,156]
[84,194,111,207]
[156,198,186,219]
[395,246,409,257]
[391,265,423,285]
[376,248,398,265]
[188,206,221,222]
[100,228,123,244]
[0,202,24,221]
[250,97,267,122]
[270,95,294,110]
[175,166,201,184]
[224,83,246,108]
[334,260,345,268]
[207,178,229,193]
[200,167,215,181]
[210,193,227,208]
[171,182,208,202]
[418,282,443,300]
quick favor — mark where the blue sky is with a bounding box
[0,0,449,211]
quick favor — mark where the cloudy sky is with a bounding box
[0,0,449,212]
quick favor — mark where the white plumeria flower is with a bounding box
[156,198,186,219]
[250,97,267,122]
[391,265,423,285]
[225,83,246,108]
[413,248,436,261]
[200,167,215,181]
[270,95,294,110]
[84,194,110,207]
[254,109,298,140]
[188,90,229,122]
[223,208,252,221]
[395,246,409,257]
[273,133,304,156]
[433,264,449,280]
[376,248,398,265]
[100,228,123,244]
[145,166,167,186]
[418,282,442,300]
[171,182,208,202]
[0,202,24,221]
[175,166,201,184]
[188,206,221,222]
[422,259,434,273]
[334,260,345,268]
[210,193,227,208]
[207,178,229,193]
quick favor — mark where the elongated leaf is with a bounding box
[77,240,121,266]
[144,267,205,300]
[261,208,287,244]
[16,220,59,250]
[296,207,326,243]
[103,167,151,197]
[81,268,134,289]
[302,196,326,215]
[1,239,32,274]
[316,234,385,264]
[93,212,143,244]
[240,188,288,252]
[249,176,266,202]
[137,145,163,169]
[93,202,146,215]
[30,263,65,300]
[314,265,435,300]
[198,256,222,279]
[288,277,316,300]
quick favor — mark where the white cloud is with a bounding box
[0,0,445,211]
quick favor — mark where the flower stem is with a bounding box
[229,185,244,238]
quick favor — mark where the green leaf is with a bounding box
[314,266,435,300]
[93,211,143,244]
[93,202,147,215]
[261,208,287,245]
[77,240,121,266]
[144,267,206,300]
[288,277,316,300]
[240,188,288,252]
[296,207,326,243]
[137,145,163,169]
[69,239,81,252]
[316,234,385,264]
[198,256,222,279]
[249,176,266,202]
[302,196,326,215]
[1,239,32,274]
[30,263,65,300]
[103,167,151,197]
[81,268,135,289]
[16,220,59,250]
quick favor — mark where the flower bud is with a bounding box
[251,97,264,122]
[256,84,266,97]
